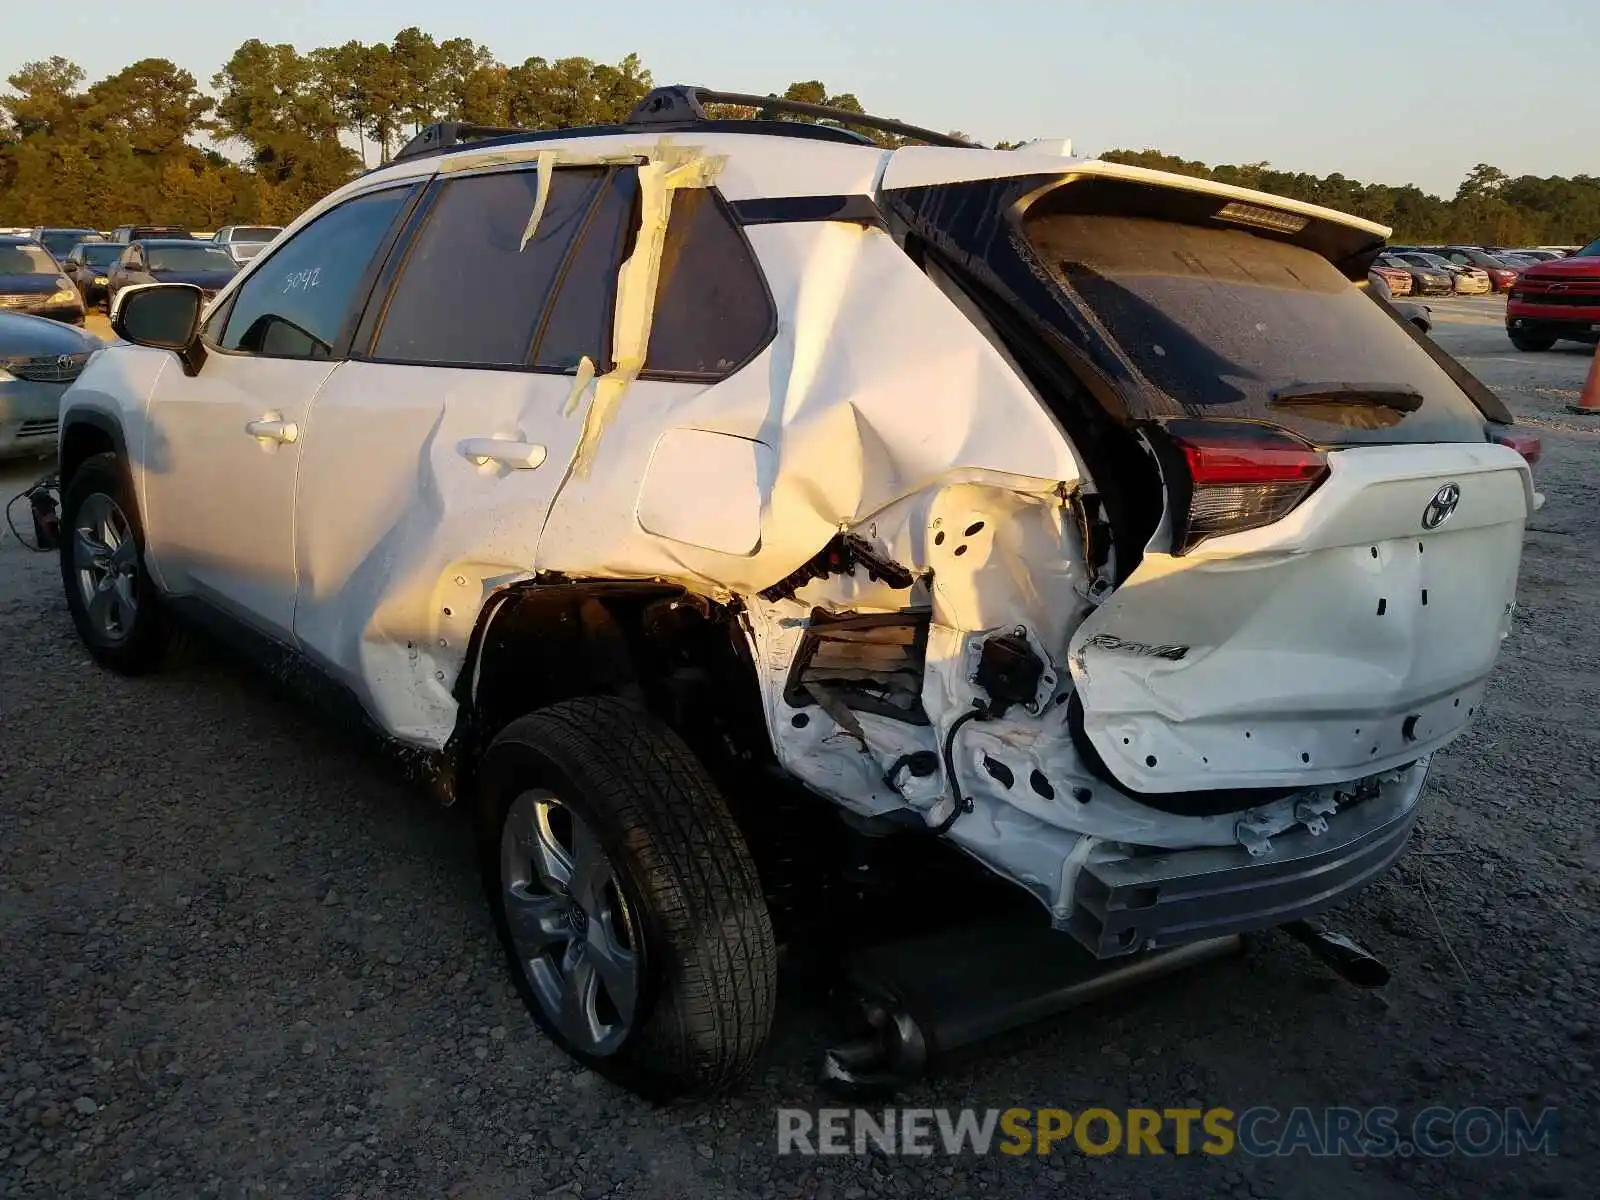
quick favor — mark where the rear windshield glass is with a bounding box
[148,245,236,271]
[1023,215,1487,441]
[80,244,123,266]
[40,230,95,256]
[233,227,280,241]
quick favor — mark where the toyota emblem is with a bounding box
[1421,483,1461,530]
[57,354,74,370]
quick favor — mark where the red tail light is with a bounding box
[1491,428,1541,466]
[1157,421,1329,553]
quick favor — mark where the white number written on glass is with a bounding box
[282,267,322,293]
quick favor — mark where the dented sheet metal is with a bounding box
[1068,442,1531,794]
[535,218,1078,588]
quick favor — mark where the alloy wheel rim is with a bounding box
[500,789,640,1056]
[73,492,138,644]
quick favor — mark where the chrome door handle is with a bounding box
[245,413,298,444]
[459,438,547,469]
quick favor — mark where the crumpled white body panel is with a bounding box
[1070,442,1531,793]
[535,220,1078,587]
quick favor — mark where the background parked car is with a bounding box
[1369,262,1414,296]
[106,239,239,309]
[1432,246,1521,292]
[0,310,98,459]
[1380,252,1455,296]
[110,224,194,243]
[62,241,130,311]
[0,236,87,325]
[1393,250,1489,294]
[211,225,284,264]
[31,227,102,263]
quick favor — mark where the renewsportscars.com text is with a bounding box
[776,1106,1559,1158]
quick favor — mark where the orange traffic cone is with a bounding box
[1569,347,1600,415]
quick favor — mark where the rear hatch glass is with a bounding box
[1021,213,1489,445]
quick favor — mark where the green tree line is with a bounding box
[2,30,1595,244]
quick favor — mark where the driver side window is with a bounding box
[214,186,414,360]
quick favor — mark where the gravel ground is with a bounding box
[1,299,1595,1198]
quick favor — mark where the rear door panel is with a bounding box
[1068,442,1531,792]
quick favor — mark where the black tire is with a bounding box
[1509,330,1556,352]
[58,451,173,674]
[479,697,776,1098]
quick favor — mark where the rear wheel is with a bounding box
[479,697,776,1098]
[1509,329,1556,352]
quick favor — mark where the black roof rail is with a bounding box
[393,121,529,163]
[627,86,974,148]
[386,84,976,168]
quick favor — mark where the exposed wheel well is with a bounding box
[58,421,117,487]
[450,580,775,798]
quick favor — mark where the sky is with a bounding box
[4,0,1596,196]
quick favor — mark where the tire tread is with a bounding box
[484,697,776,1096]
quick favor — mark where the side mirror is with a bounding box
[111,283,207,376]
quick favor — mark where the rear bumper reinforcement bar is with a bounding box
[1066,775,1425,958]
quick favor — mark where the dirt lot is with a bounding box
[1,298,1595,1199]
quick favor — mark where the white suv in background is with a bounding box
[56,86,1534,1098]
[209,224,284,265]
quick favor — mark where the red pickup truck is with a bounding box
[1505,236,1600,350]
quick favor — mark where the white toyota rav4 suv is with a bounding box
[59,87,1534,1097]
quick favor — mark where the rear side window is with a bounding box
[372,167,611,368]
[643,188,774,378]
[219,187,412,359]
[1023,214,1488,444]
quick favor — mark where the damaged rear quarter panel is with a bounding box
[534,218,1079,590]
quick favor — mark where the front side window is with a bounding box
[643,188,775,378]
[371,167,612,368]
[219,187,412,360]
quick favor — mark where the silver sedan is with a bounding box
[0,311,101,460]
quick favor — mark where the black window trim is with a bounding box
[352,162,627,377]
[201,180,426,363]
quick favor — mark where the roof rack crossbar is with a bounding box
[628,86,974,148]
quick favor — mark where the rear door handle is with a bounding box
[459,438,547,469]
[245,413,298,444]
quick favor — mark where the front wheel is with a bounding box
[479,697,776,1098]
[59,451,174,674]
[1509,329,1557,352]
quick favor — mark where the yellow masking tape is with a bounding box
[571,142,727,476]
[518,150,560,251]
[562,355,597,417]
